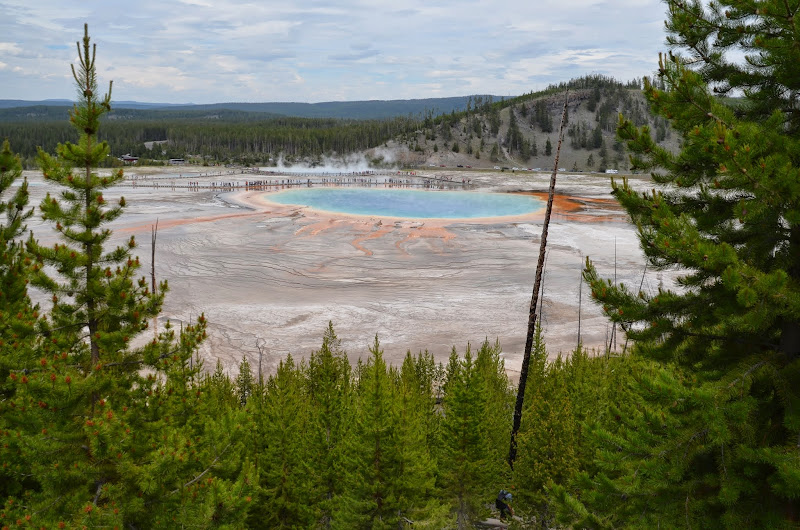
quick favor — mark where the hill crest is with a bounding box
[0,96,501,120]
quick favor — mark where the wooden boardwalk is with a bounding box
[118,169,475,191]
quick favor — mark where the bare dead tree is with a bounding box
[608,238,618,353]
[256,338,266,387]
[577,253,583,350]
[151,219,159,338]
[538,250,549,328]
[622,263,648,354]
[508,91,569,469]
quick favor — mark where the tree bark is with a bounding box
[508,92,569,469]
[152,220,159,338]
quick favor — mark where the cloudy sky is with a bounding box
[0,0,669,104]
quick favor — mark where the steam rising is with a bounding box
[262,147,403,174]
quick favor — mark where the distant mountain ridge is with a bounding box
[0,99,183,110]
[0,96,502,120]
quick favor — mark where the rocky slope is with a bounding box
[378,76,678,173]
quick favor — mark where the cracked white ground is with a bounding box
[23,167,677,380]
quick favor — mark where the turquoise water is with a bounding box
[267,188,543,219]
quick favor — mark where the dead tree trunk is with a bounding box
[256,338,265,387]
[508,92,569,469]
[151,219,159,339]
[577,253,583,350]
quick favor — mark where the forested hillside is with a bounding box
[0,77,671,170]
[399,75,679,172]
[0,114,419,168]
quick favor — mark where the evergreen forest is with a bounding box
[1,78,668,172]
[3,0,800,526]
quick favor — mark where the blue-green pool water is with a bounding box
[267,188,543,219]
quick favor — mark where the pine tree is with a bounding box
[517,373,578,521]
[490,143,500,162]
[0,140,32,278]
[6,24,169,523]
[207,358,238,409]
[122,318,255,527]
[591,124,603,149]
[344,336,398,528]
[550,353,654,528]
[341,338,448,528]
[303,322,355,528]
[2,26,252,526]
[0,139,39,501]
[247,355,313,528]
[235,354,254,406]
[594,139,607,172]
[563,344,607,469]
[396,352,448,526]
[405,350,445,446]
[571,0,800,525]
[507,111,521,155]
[511,328,573,521]
[473,340,514,482]
[438,346,498,528]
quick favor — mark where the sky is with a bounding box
[0,0,669,105]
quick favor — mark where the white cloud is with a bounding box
[0,0,669,103]
[114,65,194,91]
[291,72,305,85]
[0,42,22,54]
[219,20,300,39]
[209,54,249,73]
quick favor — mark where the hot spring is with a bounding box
[266,188,544,219]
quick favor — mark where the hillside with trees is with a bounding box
[399,75,681,173]
[0,78,673,171]
[0,114,420,168]
[3,0,800,525]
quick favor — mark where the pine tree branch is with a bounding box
[92,479,104,505]
[7,348,178,372]
[666,2,723,71]
[31,494,64,517]
[683,428,709,460]
[721,443,727,480]
[102,349,177,368]
[658,327,778,350]
[726,360,768,388]
[171,441,233,494]
[685,493,692,530]
[662,57,735,130]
